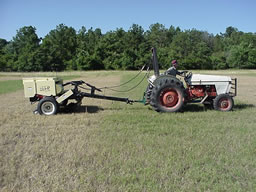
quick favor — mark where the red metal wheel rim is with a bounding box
[219,98,230,110]
[160,89,179,107]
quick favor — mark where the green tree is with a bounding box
[75,27,103,70]
[0,39,7,50]
[169,30,212,69]
[227,42,256,69]
[224,26,238,38]
[124,24,150,69]
[210,52,228,69]
[99,28,127,70]
[41,24,77,71]
[2,24,256,71]
[0,38,8,71]
[146,23,169,48]
[145,24,181,69]
[10,26,41,71]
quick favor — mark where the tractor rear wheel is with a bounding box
[37,96,58,115]
[213,94,234,111]
[150,77,185,112]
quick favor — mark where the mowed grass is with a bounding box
[0,70,256,191]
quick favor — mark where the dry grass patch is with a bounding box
[0,72,125,191]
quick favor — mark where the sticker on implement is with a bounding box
[56,90,74,103]
[40,86,51,92]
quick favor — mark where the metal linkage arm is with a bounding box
[80,92,133,104]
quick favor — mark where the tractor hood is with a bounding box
[187,74,232,95]
[189,74,232,84]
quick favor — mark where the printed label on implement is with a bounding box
[40,86,51,92]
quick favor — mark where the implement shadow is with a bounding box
[60,105,104,114]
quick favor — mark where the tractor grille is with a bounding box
[229,78,237,97]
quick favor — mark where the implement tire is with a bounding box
[37,96,58,115]
[150,76,185,112]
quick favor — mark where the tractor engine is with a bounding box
[186,85,217,100]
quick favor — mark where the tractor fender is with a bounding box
[146,75,185,105]
[149,75,186,112]
[152,75,182,86]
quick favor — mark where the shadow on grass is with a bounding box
[182,104,207,112]
[183,103,255,112]
[233,103,255,110]
[104,104,209,112]
[58,103,254,114]
[60,105,104,114]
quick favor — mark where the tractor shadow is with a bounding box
[233,103,255,110]
[182,103,254,112]
[60,105,104,114]
[58,103,254,114]
[182,104,207,112]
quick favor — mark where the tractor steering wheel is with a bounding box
[185,72,192,79]
[180,70,188,78]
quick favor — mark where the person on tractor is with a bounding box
[165,60,185,77]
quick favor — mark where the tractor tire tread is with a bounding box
[150,76,185,112]
[213,94,234,111]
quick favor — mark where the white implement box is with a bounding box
[23,77,64,98]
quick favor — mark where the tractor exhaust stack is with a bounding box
[151,47,160,77]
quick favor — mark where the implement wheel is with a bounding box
[150,76,185,112]
[37,97,58,115]
[213,94,234,112]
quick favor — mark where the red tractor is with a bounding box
[145,48,237,112]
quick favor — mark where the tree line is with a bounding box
[0,23,256,72]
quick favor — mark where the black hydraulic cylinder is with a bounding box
[151,47,160,77]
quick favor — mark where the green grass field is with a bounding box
[0,80,23,94]
[0,74,80,95]
[0,70,255,191]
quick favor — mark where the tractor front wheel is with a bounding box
[37,97,59,115]
[213,94,234,112]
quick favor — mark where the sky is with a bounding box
[0,0,256,41]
